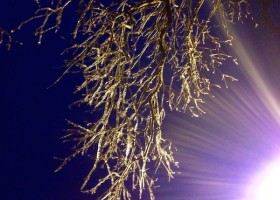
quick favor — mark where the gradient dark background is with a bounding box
[0,1,93,199]
[1,1,280,200]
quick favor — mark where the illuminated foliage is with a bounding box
[8,0,251,199]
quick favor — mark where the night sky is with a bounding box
[1,1,92,199]
[1,1,280,200]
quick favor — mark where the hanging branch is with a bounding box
[18,0,250,199]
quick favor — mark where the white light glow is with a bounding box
[246,157,280,200]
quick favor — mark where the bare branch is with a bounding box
[0,27,12,50]
[25,0,250,199]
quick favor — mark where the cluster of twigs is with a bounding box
[0,27,12,50]
[17,0,250,199]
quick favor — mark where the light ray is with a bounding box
[155,19,280,200]
[232,31,280,126]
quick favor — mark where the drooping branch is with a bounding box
[19,0,250,199]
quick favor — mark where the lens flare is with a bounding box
[154,20,280,200]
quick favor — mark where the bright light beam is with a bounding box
[154,8,280,200]
[231,27,280,199]
[231,30,280,126]
[245,157,280,200]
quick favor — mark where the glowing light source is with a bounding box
[246,157,280,200]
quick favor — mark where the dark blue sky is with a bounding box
[1,1,280,200]
[0,1,93,199]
